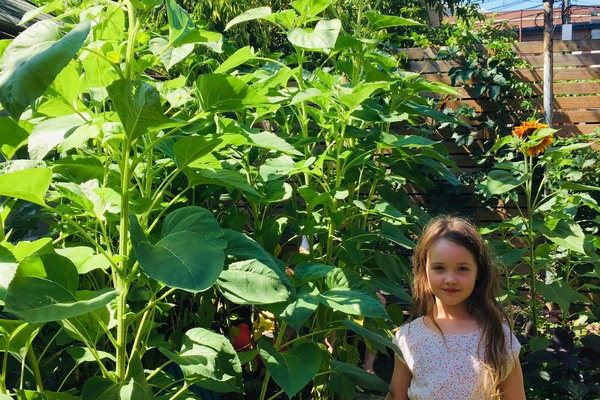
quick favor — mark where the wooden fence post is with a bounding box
[543,0,554,126]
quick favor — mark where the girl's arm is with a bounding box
[500,357,526,399]
[384,354,412,400]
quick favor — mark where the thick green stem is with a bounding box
[116,135,132,381]
[26,345,43,392]
[124,0,140,80]
[1,347,8,393]
[524,154,539,335]
[259,369,271,400]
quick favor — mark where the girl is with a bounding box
[386,216,525,400]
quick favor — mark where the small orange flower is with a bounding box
[513,120,553,156]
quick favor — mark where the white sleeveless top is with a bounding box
[392,317,520,400]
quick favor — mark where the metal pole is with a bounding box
[543,0,553,126]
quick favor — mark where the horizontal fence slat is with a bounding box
[522,53,600,68]
[514,67,600,82]
[413,56,600,73]
[513,39,600,54]
[446,96,600,112]
[532,81,600,96]
[400,40,600,61]
[443,82,600,99]
[555,124,600,135]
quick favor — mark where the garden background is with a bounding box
[0,0,598,399]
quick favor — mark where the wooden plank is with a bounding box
[555,124,600,135]
[530,81,600,96]
[513,40,600,54]
[552,110,600,124]
[471,110,600,124]
[398,47,439,59]
[436,82,600,100]
[416,58,600,75]
[401,41,600,62]
[514,67,600,82]
[521,53,600,68]
[409,60,459,74]
[446,96,600,113]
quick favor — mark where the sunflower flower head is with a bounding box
[513,119,554,156]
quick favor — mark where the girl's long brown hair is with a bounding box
[409,215,514,397]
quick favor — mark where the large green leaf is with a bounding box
[338,82,391,111]
[106,79,180,141]
[184,168,261,197]
[67,346,115,365]
[165,0,223,50]
[365,12,422,30]
[536,280,589,314]
[248,131,303,156]
[259,155,298,182]
[82,377,120,400]
[539,218,586,254]
[51,155,105,184]
[130,206,226,292]
[149,37,194,71]
[257,337,321,398]
[161,327,243,393]
[329,360,389,392]
[290,0,331,17]
[173,135,225,168]
[4,253,118,323]
[0,319,42,360]
[196,73,267,112]
[120,350,155,399]
[0,117,28,159]
[56,246,110,274]
[217,259,292,305]
[222,229,290,283]
[225,7,272,31]
[320,268,388,318]
[28,114,88,160]
[61,290,112,345]
[8,237,54,261]
[293,261,335,282]
[341,320,402,357]
[214,46,259,73]
[0,166,51,206]
[0,20,90,120]
[0,245,18,305]
[482,169,527,196]
[288,19,341,51]
[269,282,320,333]
[320,288,389,318]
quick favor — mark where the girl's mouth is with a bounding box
[443,289,460,293]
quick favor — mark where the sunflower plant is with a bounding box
[476,119,598,339]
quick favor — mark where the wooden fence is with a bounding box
[399,39,600,223]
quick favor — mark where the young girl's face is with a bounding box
[425,237,478,312]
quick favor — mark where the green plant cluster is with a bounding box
[0,0,465,399]
[0,0,598,399]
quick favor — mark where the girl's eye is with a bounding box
[432,265,444,271]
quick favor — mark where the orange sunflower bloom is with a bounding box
[513,120,553,156]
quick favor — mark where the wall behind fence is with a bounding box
[398,39,600,223]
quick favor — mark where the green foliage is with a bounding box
[1,0,597,398]
[478,127,600,399]
[0,0,463,399]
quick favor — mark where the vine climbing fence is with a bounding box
[398,39,600,223]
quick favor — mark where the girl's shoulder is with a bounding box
[501,323,522,355]
[397,316,426,337]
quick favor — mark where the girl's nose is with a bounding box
[445,274,457,284]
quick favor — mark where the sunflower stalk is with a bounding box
[511,119,556,335]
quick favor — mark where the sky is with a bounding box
[474,0,599,12]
